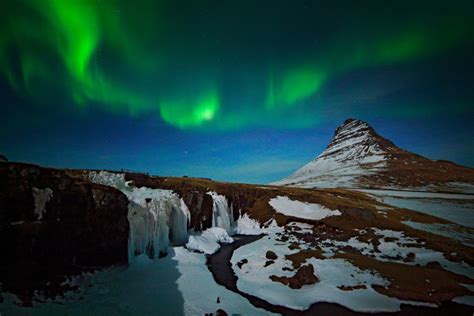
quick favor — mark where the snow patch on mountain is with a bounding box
[273,119,387,188]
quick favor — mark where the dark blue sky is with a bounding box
[1,1,473,184]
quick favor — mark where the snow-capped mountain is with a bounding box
[273,118,474,192]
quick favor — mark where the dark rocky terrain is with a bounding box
[0,163,129,305]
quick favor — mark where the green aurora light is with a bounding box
[0,0,473,129]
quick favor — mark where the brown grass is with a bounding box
[335,252,473,303]
[285,249,326,268]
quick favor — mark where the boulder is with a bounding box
[270,264,319,289]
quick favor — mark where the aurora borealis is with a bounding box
[1,1,473,183]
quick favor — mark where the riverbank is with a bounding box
[206,235,474,316]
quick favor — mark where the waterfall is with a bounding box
[207,191,234,235]
[169,199,191,246]
[89,171,190,262]
[88,172,238,261]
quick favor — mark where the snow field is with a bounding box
[269,195,341,220]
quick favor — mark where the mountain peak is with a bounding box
[322,118,395,161]
[334,118,374,139]
[273,118,474,190]
[341,117,366,127]
[273,118,391,188]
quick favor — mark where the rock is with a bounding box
[0,163,129,301]
[237,258,248,269]
[288,243,300,250]
[270,264,319,289]
[339,206,376,221]
[266,250,278,260]
[264,260,275,267]
[338,284,367,291]
[426,261,443,270]
[404,252,416,263]
[216,309,228,316]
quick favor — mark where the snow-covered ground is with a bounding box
[445,182,474,194]
[269,196,341,220]
[230,221,448,312]
[403,221,474,247]
[232,234,402,312]
[1,247,273,316]
[360,189,474,228]
[359,189,474,200]
[325,229,474,278]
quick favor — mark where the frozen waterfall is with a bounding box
[89,171,190,262]
[88,172,238,260]
[207,191,234,235]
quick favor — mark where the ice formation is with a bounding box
[207,191,234,235]
[186,227,234,254]
[32,187,53,220]
[185,191,236,255]
[89,172,240,260]
[89,171,190,261]
[234,213,264,235]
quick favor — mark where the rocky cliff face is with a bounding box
[274,118,474,191]
[0,163,129,304]
[123,172,273,227]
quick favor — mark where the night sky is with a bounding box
[1,1,473,184]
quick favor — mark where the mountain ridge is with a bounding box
[274,118,474,192]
